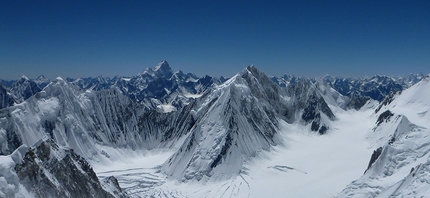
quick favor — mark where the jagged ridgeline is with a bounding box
[0,61,425,197]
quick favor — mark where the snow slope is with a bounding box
[162,66,286,181]
[91,107,375,197]
[337,74,430,197]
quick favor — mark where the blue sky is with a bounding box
[1,0,429,79]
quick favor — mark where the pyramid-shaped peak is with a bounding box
[20,75,29,81]
[154,60,171,71]
[14,75,33,86]
[36,75,46,80]
[139,60,173,78]
[240,65,270,81]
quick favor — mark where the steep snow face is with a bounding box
[0,78,100,157]
[338,76,430,197]
[337,114,430,197]
[162,66,285,181]
[380,74,430,128]
[0,76,198,159]
[159,66,342,182]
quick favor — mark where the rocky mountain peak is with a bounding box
[13,138,123,198]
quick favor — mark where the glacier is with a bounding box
[0,61,429,197]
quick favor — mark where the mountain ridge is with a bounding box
[0,61,428,197]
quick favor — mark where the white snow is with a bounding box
[183,93,203,99]
[384,76,430,128]
[91,108,375,197]
[156,104,177,113]
[0,153,33,198]
[242,109,374,198]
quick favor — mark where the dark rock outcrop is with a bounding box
[15,139,122,198]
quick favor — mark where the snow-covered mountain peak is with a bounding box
[10,138,124,198]
[162,66,284,181]
[140,60,174,79]
[19,75,29,81]
[154,60,171,71]
[9,75,42,103]
[36,75,46,81]
[339,111,430,197]
[54,76,65,82]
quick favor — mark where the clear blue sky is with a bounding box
[1,0,429,79]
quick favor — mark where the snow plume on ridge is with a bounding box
[162,66,289,181]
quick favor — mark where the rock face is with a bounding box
[0,76,41,110]
[14,139,124,198]
[9,76,42,103]
[0,84,15,109]
[101,176,126,198]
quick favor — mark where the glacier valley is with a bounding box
[0,61,429,198]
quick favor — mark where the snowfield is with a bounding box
[92,107,376,198]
